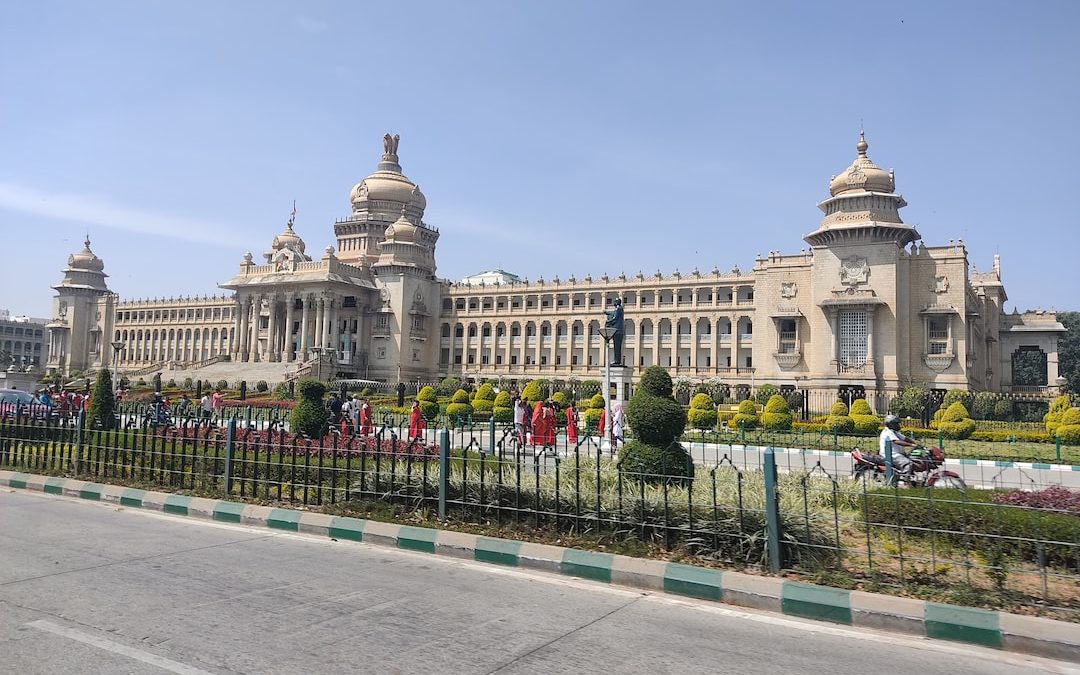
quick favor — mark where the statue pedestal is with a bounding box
[610,365,632,403]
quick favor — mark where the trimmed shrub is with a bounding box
[826,400,854,433]
[493,391,512,408]
[417,385,440,420]
[620,366,691,481]
[1044,395,1073,434]
[87,369,115,430]
[522,380,547,405]
[492,406,514,423]
[847,398,879,434]
[451,389,470,404]
[474,383,496,402]
[447,388,474,420]
[216,379,229,391]
[829,401,849,416]
[731,399,758,429]
[761,394,793,431]
[290,379,329,438]
[255,380,269,393]
[1057,423,1080,445]
[687,393,717,430]
[939,401,976,439]
[551,391,569,408]
[437,377,461,396]
[182,377,194,391]
[472,399,494,413]
[583,393,605,430]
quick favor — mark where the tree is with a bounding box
[1059,311,1080,394]
[87,369,115,430]
[289,379,329,438]
[620,366,692,481]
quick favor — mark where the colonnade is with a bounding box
[230,291,364,364]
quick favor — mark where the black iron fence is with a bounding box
[1,412,1077,619]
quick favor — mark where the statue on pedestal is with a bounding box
[604,298,624,367]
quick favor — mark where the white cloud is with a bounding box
[0,182,249,249]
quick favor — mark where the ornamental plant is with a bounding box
[761,394,793,431]
[583,392,605,430]
[687,392,717,430]
[1044,395,1073,434]
[754,384,779,406]
[289,378,329,438]
[620,366,692,481]
[474,382,496,402]
[417,385,440,420]
[1056,407,1080,445]
[731,399,758,430]
[521,380,547,405]
[493,390,513,423]
[849,398,880,434]
[447,388,474,421]
[86,368,115,430]
[939,401,976,439]
[826,401,854,433]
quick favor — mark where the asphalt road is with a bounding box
[1,490,1076,675]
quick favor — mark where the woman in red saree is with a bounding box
[359,401,373,435]
[408,401,426,442]
[565,404,578,445]
[531,401,545,447]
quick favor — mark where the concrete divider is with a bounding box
[3,469,1077,663]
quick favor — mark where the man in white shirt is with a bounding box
[879,414,916,477]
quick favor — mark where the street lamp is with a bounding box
[110,340,125,393]
[598,326,617,453]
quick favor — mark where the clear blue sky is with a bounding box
[2,1,1077,318]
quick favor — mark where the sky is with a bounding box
[1,1,1078,318]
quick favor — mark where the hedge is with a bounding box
[731,399,758,429]
[687,393,717,430]
[862,488,1077,566]
[761,394,792,431]
[939,402,976,439]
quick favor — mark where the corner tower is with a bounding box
[45,237,116,377]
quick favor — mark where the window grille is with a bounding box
[838,310,867,366]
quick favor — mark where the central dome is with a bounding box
[828,132,894,196]
[349,134,427,214]
[68,237,105,272]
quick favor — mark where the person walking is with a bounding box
[211,389,224,422]
[408,401,426,442]
[199,391,213,425]
[611,401,625,449]
[565,402,578,446]
[512,396,526,447]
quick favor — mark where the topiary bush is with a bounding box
[687,392,717,430]
[493,390,511,408]
[417,385,440,420]
[1044,395,1073,434]
[216,379,229,391]
[826,401,855,433]
[474,382,496,402]
[761,394,793,430]
[254,380,268,393]
[447,390,474,421]
[492,390,513,422]
[939,401,976,439]
[1055,407,1080,445]
[731,399,758,429]
[87,368,115,430]
[290,379,328,438]
[620,365,691,481]
[583,393,605,430]
[522,380,547,405]
[849,398,880,434]
[551,391,569,408]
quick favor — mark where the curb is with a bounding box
[3,470,1077,663]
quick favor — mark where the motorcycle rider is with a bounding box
[880,414,917,479]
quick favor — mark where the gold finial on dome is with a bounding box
[856,131,868,157]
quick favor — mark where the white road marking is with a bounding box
[25,620,217,675]
[25,490,1080,674]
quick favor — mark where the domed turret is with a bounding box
[68,237,105,273]
[271,222,306,255]
[804,133,919,247]
[828,132,895,196]
[383,206,419,244]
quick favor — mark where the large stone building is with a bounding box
[1,310,49,371]
[46,133,1065,397]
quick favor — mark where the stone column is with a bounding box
[238,296,250,361]
[322,295,333,350]
[828,310,838,370]
[283,293,295,362]
[866,309,875,374]
[328,294,339,358]
[249,295,261,363]
[732,316,741,373]
[314,296,324,349]
[299,294,310,360]
[265,294,278,363]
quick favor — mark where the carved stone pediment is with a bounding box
[839,256,869,286]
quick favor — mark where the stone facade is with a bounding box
[0,311,48,370]
[46,133,1065,395]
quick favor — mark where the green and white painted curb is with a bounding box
[4,470,1077,663]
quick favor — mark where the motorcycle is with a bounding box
[851,444,967,489]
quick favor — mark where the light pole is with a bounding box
[110,340,125,393]
[598,326,617,453]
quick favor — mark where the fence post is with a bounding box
[224,418,236,495]
[438,428,450,519]
[937,429,944,450]
[763,447,783,574]
[75,410,86,475]
[488,416,496,455]
[884,438,894,486]
[1056,436,1062,463]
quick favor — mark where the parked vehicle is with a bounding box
[0,389,56,422]
[851,444,967,488]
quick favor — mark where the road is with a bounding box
[1,491,1076,675]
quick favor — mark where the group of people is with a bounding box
[511,397,623,453]
[35,387,90,419]
[328,393,375,436]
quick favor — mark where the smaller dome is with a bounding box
[828,132,894,196]
[271,222,306,254]
[384,209,418,244]
[68,237,104,272]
